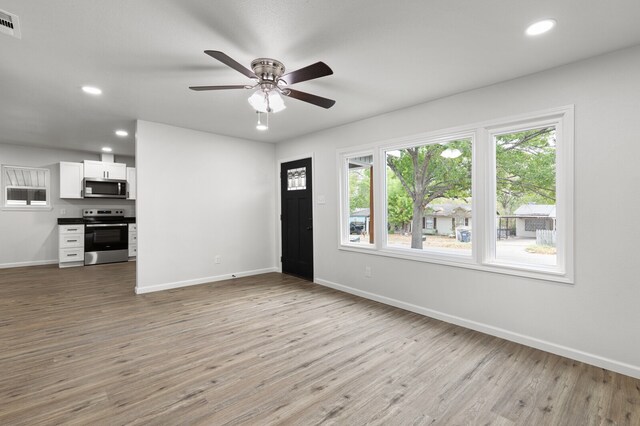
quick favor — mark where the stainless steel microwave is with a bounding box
[83,178,127,199]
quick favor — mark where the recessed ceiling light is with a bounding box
[82,86,102,95]
[115,130,128,137]
[526,19,556,36]
[102,147,113,152]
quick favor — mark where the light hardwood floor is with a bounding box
[1,262,639,425]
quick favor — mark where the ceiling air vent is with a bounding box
[0,9,21,39]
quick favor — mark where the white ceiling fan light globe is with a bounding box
[248,90,269,113]
[267,91,286,113]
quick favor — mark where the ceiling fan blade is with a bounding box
[284,88,336,109]
[281,62,333,85]
[189,85,249,91]
[204,50,257,79]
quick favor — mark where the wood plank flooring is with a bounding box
[1,262,639,425]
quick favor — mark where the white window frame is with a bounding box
[337,105,574,284]
[378,131,476,263]
[339,150,376,249]
[484,110,573,279]
[1,165,52,211]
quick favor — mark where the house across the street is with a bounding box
[423,203,472,235]
[513,204,556,237]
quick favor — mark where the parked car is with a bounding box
[350,222,365,235]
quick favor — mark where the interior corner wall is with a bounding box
[0,143,135,268]
[275,45,640,378]
[135,120,276,293]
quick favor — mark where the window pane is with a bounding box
[7,188,28,203]
[347,155,373,245]
[386,139,472,255]
[287,167,306,191]
[495,127,557,267]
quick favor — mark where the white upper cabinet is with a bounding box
[84,160,126,180]
[59,162,84,199]
[126,167,136,200]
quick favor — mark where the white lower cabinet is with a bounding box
[59,224,84,268]
[129,223,137,259]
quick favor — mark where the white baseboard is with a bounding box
[0,259,58,269]
[135,267,278,294]
[315,277,640,380]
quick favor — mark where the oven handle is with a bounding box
[86,223,129,228]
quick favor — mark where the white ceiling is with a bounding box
[1,1,640,157]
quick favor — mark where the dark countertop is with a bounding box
[58,217,136,225]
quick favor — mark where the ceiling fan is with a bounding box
[189,51,336,114]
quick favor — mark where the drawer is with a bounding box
[128,245,137,257]
[60,234,84,248]
[59,224,84,234]
[59,248,84,263]
[128,233,137,243]
[128,224,137,232]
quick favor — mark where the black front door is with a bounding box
[281,158,313,280]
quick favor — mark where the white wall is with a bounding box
[0,143,135,268]
[275,46,640,378]
[135,120,276,293]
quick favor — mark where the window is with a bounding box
[287,167,307,191]
[2,165,51,210]
[343,154,374,246]
[489,121,567,273]
[384,137,473,256]
[338,106,574,282]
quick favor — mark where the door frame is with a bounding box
[276,153,316,279]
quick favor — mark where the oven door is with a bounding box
[84,223,129,265]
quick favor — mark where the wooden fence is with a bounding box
[536,229,556,246]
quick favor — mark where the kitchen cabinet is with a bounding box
[128,223,137,259]
[59,224,84,268]
[84,160,126,180]
[127,167,136,200]
[59,162,84,199]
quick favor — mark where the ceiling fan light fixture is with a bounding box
[268,91,286,113]
[248,89,286,113]
[248,90,268,113]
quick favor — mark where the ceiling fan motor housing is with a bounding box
[251,58,285,90]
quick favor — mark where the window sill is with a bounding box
[338,244,573,284]
[2,206,53,212]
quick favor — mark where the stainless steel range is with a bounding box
[83,209,129,265]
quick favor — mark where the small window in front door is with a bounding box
[287,167,307,191]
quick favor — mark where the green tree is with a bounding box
[387,172,412,231]
[496,127,556,215]
[386,140,472,248]
[348,167,370,213]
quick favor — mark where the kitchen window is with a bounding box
[338,106,574,283]
[2,165,51,210]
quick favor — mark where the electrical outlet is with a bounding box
[365,266,372,278]
[214,255,221,264]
